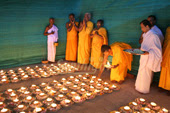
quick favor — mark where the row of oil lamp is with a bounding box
[0,63,78,84]
[110,98,169,113]
[0,74,119,113]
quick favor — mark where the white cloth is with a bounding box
[47,25,58,62]
[152,25,164,45]
[135,29,162,94]
[47,25,58,43]
[135,66,154,94]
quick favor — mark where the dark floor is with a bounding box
[0,61,170,113]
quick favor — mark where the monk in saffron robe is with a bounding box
[65,13,79,61]
[77,13,93,64]
[90,20,108,69]
[98,43,133,84]
[159,27,170,94]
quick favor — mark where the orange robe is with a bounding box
[78,21,93,64]
[110,42,133,82]
[159,27,170,90]
[91,27,108,69]
[65,22,78,61]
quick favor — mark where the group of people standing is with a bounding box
[65,13,108,69]
[44,13,170,95]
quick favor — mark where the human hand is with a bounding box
[111,64,119,69]
[95,31,99,35]
[71,19,75,24]
[83,19,86,26]
[97,73,101,78]
[51,31,55,34]
[142,51,149,55]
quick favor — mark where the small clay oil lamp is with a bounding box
[0,108,11,113]
[30,84,39,90]
[50,80,58,85]
[34,88,42,95]
[73,78,80,84]
[61,78,66,83]
[159,108,169,113]
[30,101,43,108]
[23,96,35,103]
[48,103,61,111]
[11,77,19,82]
[36,93,48,100]
[103,87,112,93]
[55,94,66,101]
[0,102,6,109]
[40,82,48,88]
[18,87,27,93]
[5,89,14,95]
[44,86,52,92]
[60,99,72,107]
[43,98,54,106]
[72,95,85,103]
[60,87,69,94]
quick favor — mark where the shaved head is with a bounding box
[84,13,91,21]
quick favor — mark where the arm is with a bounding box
[95,31,103,39]
[90,29,95,38]
[90,33,94,38]
[44,26,54,36]
[66,22,73,32]
[79,22,84,32]
[71,19,79,32]
[98,54,108,78]
[83,19,87,30]
[85,21,93,34]
[139,32,144,44]
[141,51,149,55]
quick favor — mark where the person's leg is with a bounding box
[135,67,153,94]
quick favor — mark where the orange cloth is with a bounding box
[159,27,170,90]
[110,42,133,82]
[90,27,108,69]
[65,22,79,61]
[78,21,93,64]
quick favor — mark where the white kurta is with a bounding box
[152,25,164,45]
[135,29,162,94]
[47,25,58,62]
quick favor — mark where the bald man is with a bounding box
[77,13,94,64]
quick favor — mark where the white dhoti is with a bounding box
[135,57,154,93]
[135,29,162,94]
[47,25,58,62]
[48,41,56,62]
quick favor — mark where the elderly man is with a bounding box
[77,13,94,64]
[135,20,162,94]
[44,18,58,62]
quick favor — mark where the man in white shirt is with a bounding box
[139,15,164,45]
[147,15,164,45]
[135,20,162,94]
[44,18,58,62]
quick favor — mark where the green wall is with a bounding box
[0,0,170,80]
